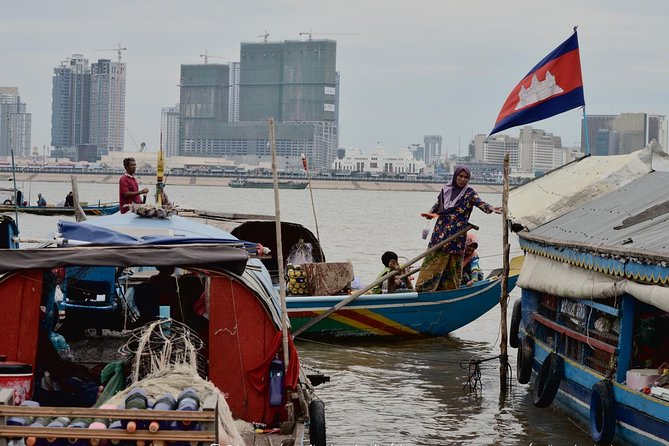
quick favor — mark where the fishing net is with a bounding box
[108,321,245,446]
[118,319,206,384]
[129,202,177,219]
[105,363,247,446]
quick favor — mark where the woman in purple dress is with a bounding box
[415,165,501,292]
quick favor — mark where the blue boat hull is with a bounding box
[287,275,518,338]
[0,204,119,216]
[529,337,669,446]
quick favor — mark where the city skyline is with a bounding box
[2,1,668,156]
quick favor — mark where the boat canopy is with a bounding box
[55,212,284,326]
[519,171,669,267]
[64,212,242,240]
[518,252,669,313]
[517,168,669,311]
[509,143,669,231]
[0,243,248,275]
[58,219,256,252]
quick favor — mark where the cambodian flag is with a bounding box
[490,31,585,136]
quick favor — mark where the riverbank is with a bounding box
[9,172,504,193]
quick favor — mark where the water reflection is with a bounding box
[7,182,593,445]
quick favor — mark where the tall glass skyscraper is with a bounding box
[90,59,126,153]
[51,55,90,149]
[51,55,126,154]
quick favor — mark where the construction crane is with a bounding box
[95,43,127,62]
[200,50,226,64]
[298,29,361,41]
[257,30,269,43]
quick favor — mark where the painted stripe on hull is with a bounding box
[287,279,502,311]
[289,277,515,337]
[291,308,420,336]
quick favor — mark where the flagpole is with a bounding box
[582,106,591,156]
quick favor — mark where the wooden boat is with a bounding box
[287,264,521,338]
[510,148,669,446]
[229,178,308,189]
[0,202,119,216]
[180,213,522,339]
[0,212,327,446]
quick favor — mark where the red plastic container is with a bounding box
[0,356,33,404]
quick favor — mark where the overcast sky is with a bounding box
[3,0,668,156]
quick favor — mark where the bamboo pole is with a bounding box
[301,153,320,243]
[293,222,478,337]
[270,118,290,368]
[10,149,19,228]
[499,152,511,390]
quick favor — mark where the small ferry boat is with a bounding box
[510,146,669,445]
[229,178,308,189]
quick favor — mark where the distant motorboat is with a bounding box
[229,178,308,189]
[0,202,119,216]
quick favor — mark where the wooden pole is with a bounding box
[293,222,478,337]
[301,154,320,243]
[10,149,19,228]
[70,176,87,222]
[156,136,165,207]
[270,118,290,368]
[499,152,510,390]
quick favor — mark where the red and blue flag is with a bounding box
[490,31,585,136]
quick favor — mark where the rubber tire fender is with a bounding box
[309,399,326,446]
[3,199,11,205]
[509,299,522,348]
[590,380,616,445]
[517,335,533,385]
[533,352,563,408]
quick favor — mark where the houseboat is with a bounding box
[510,146,669,445]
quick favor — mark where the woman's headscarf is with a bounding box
[463,233,479,267]
[438,165,471,212]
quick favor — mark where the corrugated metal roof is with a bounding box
[509,143,669,231]
[521,171,669,261]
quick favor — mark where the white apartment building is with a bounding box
[332,147,425,175]
[472,126,565,173]
[0,87,31,157]
[90,59,126,152]
[473,134,521,168]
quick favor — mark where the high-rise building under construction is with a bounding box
[179,39,339,170]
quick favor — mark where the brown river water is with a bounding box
[5,181,592,446]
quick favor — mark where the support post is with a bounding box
[269,118,290,369]
[500,152,511,391]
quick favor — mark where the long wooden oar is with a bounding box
[292,222,479,337]
[71,176,87,222]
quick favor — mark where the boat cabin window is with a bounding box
[631,306,669,370]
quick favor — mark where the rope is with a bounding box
[118,319,206,383]
[227,279,249,408]
[459,354,509,392]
